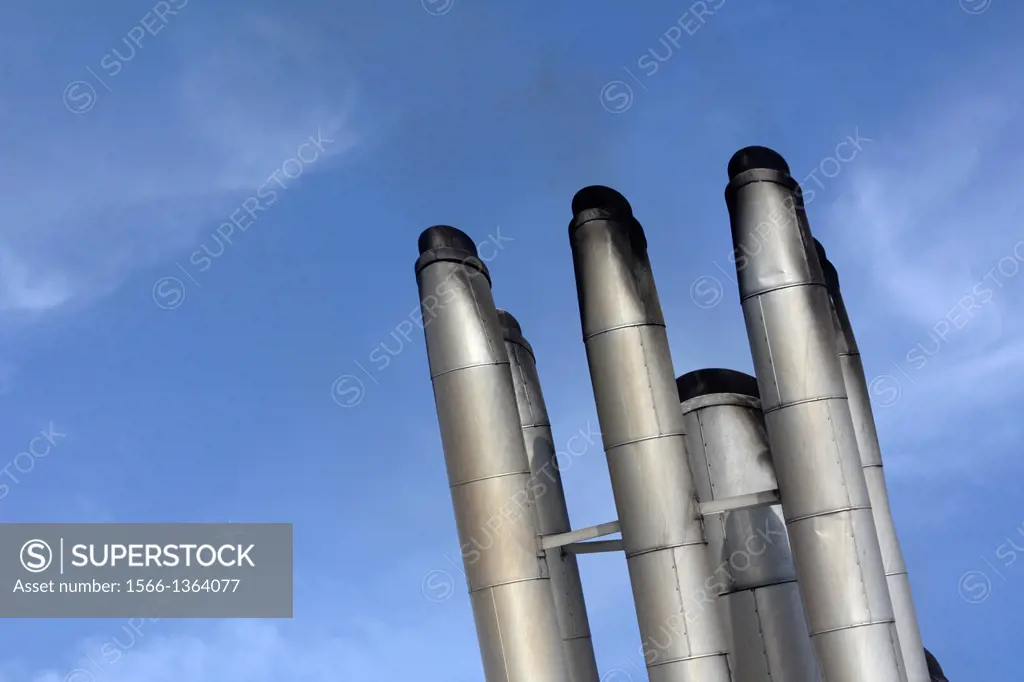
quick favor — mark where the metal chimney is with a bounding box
[415,226,570,682]
[815,239,931,682]
[568,187,733,682]
[723,148,907,682]
[497,309,601,682]
[677,369,822,682]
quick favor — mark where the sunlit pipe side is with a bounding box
[415,226,569,682]
[723,147,906,682]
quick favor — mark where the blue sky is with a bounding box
[0,0,1021,679]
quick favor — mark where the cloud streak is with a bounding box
[818,52,1024,477]
[0,10,359,319]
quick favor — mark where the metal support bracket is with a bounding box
[541,521,620,551]
[539,490,780,556]
[699,489,780,516]
[564,539,623,554]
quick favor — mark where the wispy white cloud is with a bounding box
[824,77,1024,329]
[672,49,1024,413]
[0,10,360,318]
[813,50,1024,482]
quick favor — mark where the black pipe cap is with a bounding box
[813,238,827,264]
[821,259,840,290]
[676,368,760,403]
[727,146,791,180]
[812,238,840,289]
[571,185,633,216]
[924,649,948,682]
[418,225,478,256]
[496,309,521,336]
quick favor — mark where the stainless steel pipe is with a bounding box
[416,226,569,682]
[723,148,906,682]
[678,368,822,682]
[498,309,600,682]
[568,187,733,682]
[815,240,930,682]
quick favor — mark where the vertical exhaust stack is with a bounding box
[815,240,931,682]
[498,310,601,682]
[677,369,822,682]
[415,226,569,682]
[723,148,907,682]
[568,187,733,682]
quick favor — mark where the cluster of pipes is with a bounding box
[414,146,950,682]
